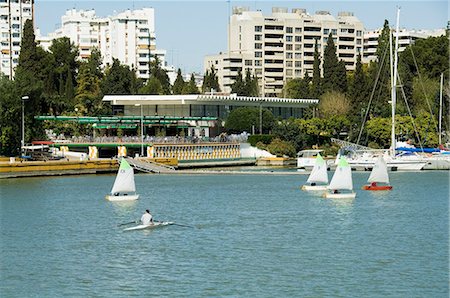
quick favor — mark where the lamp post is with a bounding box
[21,96,29,154]
[135,104,144,157]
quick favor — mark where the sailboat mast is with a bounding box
[391,7,400,157]
[439,72,443,145]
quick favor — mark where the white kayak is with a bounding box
[123,221,174,231]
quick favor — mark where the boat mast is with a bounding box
[439,72,443,145]
[391,7,400,157]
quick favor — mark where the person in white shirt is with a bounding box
[141,209,153,225]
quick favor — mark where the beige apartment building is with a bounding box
[205,7,364,97]
[0,0,34,79]
[36,8,172,80]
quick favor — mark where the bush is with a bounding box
[266,138,296,157]
[248,134,274,147]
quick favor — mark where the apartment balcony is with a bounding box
[264,51,284,59]
[264,45,284,52]
[264,28,284,35]
[264,61,284,68]
[264,37,284,44]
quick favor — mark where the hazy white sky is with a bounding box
[35,0,448,74]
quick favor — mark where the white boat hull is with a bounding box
[347,158,426,171]
[301,185,328,191]
[123,221,174,231]
[323,192,356,199]
[105,194,139,202]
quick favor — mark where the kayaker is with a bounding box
[141,209,153,225]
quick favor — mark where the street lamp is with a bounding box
[135,103,144,157]
[21,96,29,155]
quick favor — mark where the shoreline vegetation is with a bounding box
[1,20,448,159]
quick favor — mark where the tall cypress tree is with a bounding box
[336,59,348,93]
[311,39,321,98]
[183,74,199,94]
[172,68,185,94]
[349,53,367,117]
[322,33,340,92]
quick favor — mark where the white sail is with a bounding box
[111,159,136,194]
[307,153,328,184]
[328,157,353,190]
[368,156,390,184]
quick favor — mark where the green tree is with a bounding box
[182,74,199,94]
[102,59,140,95]
[139,76,163,95]
[322,33,340,93]
[311,39,321,98]
[349,53,367,116]
[149,55,171,94]
[266,138,297,157]
[202,65,221,93]
[224,107,274,134]
[0,76,20,156]
[172,68,185,94]
[230,69,246,95]
[14,19,45,143]
[318,91,351,118]
[368,20,392,117]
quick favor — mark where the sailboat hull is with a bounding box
[105,194,139,202]
[301,185,328,191]
[323,192,356,199]
[123,221,174,231]
[362,185,392,191]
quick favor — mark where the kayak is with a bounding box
[123,221,174,231]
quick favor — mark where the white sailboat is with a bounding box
[347,8,426,171]
[362,155,393,191]
[324,157,356,199]
[105,158,139,201]
[301,153,329,191]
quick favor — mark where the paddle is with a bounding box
[155,220,194,228]
[118,221,138,227]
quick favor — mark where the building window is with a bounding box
[286,36,293,42]
[255,52,262,58]
[295,44,302,51]
[356,30,362,36]
[341,28,348,33]
[324,28,329,35]
[286,61,293,67]
[356,39,362,45]
[286,69,293,76]
[295,53,302,59]
[255,43,262,49]
[255,60,262,66]
[255,25,262,32]
[295,36,302,42]
[295,27,302,33]
[331,29,337,36]
[286,44,293,50]
[286,27,293,33]
[255,34,262,41]
[286,52,293,59]
[245,60,252,66]
[295,61,301,67]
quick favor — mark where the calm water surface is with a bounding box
[1,171,448,297]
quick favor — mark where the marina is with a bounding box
[1,171,448,296]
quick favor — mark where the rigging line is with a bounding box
[397,74,424,150]
[410,46,438,130]
[356,38,390,145]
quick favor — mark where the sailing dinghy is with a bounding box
[301,153,329,191]
[362,155,393,191]
[323,157,356,199]
[105,158,139,201]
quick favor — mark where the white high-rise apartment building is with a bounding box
[0,0,34,79]
[37,8,171,80]
[363,28,446,63]
[205,7,364,97]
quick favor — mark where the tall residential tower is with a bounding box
[205,7,364,97]
[0,0,34,79]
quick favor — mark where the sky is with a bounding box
[34,0,449,74]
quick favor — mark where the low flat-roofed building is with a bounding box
[103,94,318,137]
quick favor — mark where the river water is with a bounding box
[1,171,448,297]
